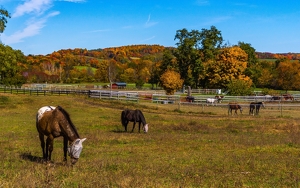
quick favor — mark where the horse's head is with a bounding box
[143,124,149,133]
[239,107,243,114]
[261,102,265,108]
[68,138,87,165]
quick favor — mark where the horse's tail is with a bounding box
[121,110,126,127]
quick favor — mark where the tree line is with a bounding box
[1,8,300,95]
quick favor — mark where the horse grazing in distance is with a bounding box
[121,109,148,133]
[249,102,265,115]
[215,95,224,103]
[36,106,86,165]
[228,103,243,115]
[283,94,294,101]
[206,98,218,106]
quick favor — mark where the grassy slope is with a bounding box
[0,94,300,187]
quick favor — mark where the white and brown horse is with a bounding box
[36,106,86,164]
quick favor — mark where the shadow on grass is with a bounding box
[111,130,128,133]
[20,152,43,163]
[20,152,71,166]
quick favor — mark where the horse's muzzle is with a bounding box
[71,157,78,165]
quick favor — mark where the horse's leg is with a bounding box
[131,122,136,132]
[38,133,46,159]
[63,137,68,162]
[46,135,54,161]
[138,122,141,133]
[124,121,128,132]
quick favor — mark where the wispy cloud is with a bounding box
[195,0,209,6]
[2,11,59,44]
[144,14,158,28]
[140,36,155,42]
[202,16,231,25]
[3,0,83,45]
[12,0,53,18]
[84,29,110,33]
[60,0,86,2]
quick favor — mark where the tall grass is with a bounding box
[0,94,300,187]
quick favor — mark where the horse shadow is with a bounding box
[20,152,43,163]
[20,152,70,166]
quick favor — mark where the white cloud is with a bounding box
[144,14,158,28]
[2,11,59,44]
[12,0,53,18]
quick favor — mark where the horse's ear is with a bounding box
[81,138,87,143]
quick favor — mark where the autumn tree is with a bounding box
[160,70,184,95]
[255,60,276,88]
[274,61,300,91]
[94,60,109,82]
[206,46,252,88]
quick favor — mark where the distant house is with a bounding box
[111,82,127,89]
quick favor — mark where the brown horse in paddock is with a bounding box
[228,103,243,115]
[249,102,265,115]
[36,106,86,165]
[121,109,148,133]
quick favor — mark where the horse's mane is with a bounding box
[135,109,146,125]
[57,106,80,138]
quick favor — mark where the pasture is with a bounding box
[1,94,300,187]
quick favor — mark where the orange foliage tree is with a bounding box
[160,70,184,95]
[206,46,252,88]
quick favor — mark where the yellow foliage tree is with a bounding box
[206,46,251,88]
[160,70,184,95]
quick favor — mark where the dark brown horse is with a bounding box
[249,102,265,115]
[228,103,243,115]
[121,109,148,133]
[36,106,86,164]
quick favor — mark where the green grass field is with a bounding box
[1,94,300,187]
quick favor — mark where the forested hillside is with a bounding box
[2,43,300,93]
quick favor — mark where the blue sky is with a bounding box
[0,0,300,55]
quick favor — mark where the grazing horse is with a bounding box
[283,94,294,101]
[228,103,243,115]
[36,106,86,164]
[206,98,218,106]
[249,102,265,115]
[121,109,148,133]
[215,95,224,103]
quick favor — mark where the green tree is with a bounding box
[238,42,260,87]
[174,26,223,88]
[173,28,202,88]
[226,79,253,96]
[200,26,223,62]
[0,44,26,86]
[0,7,10,34]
